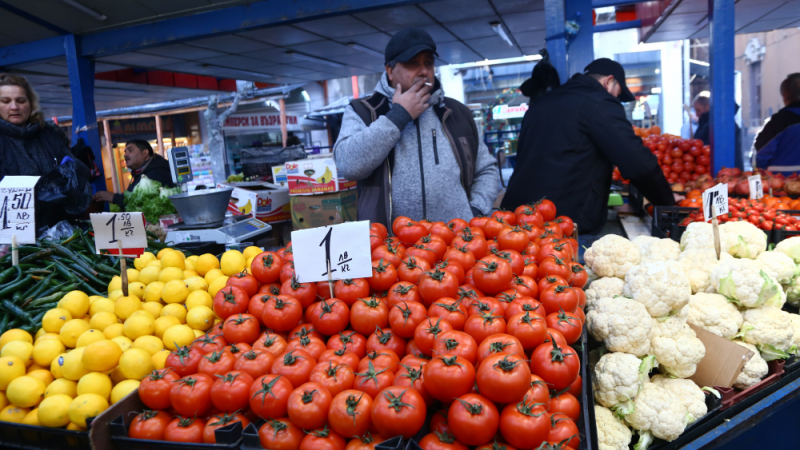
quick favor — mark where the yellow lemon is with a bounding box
[88,312,118,332]
[184,259,196,272]
[127,282,146,300]
[186,290,212,310]
[245,256,255,274]
[110,336,133,353]
[22,408,40,426]
[103,323,124,340]
[156,248,171,259]
[6,376,46,408]
[118,348,153,380]
[0,329,33,349]
[89,298,115,317]
[42,308,72,334]
[114,296,142,321]
[204,268,225,285]
[158,267,184,283]
[186,306,215,331]
[123,315,155,341]
[108,290,124,301]
[81,340,122,372]
[162,279,189,304]
[151,349,169,369]
[133,252,155,271]
[125,268,140,283]
[0,391,6,409]
[50,353,66,379]
[88,295,104,303]
[33,338,65,367]
[107,276,122,294]
[80,317,92,325]
[187,254,199,263]
[161,250,186,270]
[193,329,205,338]
[68,393,108,428]
[67,421,86,431]
[27,369,54,387]
[36,332,61,343]
[220,250,245,276]
[1,341,33,367]
[76,372,112,400]
[37,394,72,427]
[184,276,209,294]
[27,363,46,374]
[0,356,26,389]
[110,380,140,404]
[143,281,165,303]
[153,316,180,339]
[196,254,220,276]
[161,325,194,351]
[146,260,162,269]
[58,291,90,319]
[131,310,154,320]
[138,266,161,286]
[183,270,199,279]
[45,378,77,398]
[142,302,163,318]
[0,405,29,423]
[132,335,164,356]
[160,304,187,324]
[208,276,229,298]
[109,366,126,384]
[34,328,47,341]
[75,329,106,348]
[242,245,262,261]
[59,320,90,349]
[60,348,89,381]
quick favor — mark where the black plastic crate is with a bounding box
[651,206,698,242]
[0,420,90,449]
[110,415,242,450]
[770,227,800,246]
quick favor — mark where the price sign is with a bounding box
[90,212,147,256]
[748,175,764,200]
[291,221,372,283]
[703,183,729,222]
[0,176,40,244]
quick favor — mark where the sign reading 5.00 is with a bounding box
[291,221,372,283]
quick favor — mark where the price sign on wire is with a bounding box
[703,183,729,222]
[90,212,147,257]
[0,176,40,245]
[748,175,764,200]
[291,221,372,283]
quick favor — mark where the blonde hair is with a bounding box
[0,73,44,125]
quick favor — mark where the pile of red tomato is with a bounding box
[643,134,712,184]
[129,200,588,450]
[678,195,799,232]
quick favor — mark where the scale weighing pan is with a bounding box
[169,187,233,225]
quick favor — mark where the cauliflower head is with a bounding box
[755,251,796,285]
[595,405,633,450]
[586,277,626,312]
[640,239,681,262]
[585,235,642,279]
[625,383,689,442]
[720,221,767,259]
[649,375,707,422]
[632,236,659,253]
[622,261,691,318]
[785,275,800,308]
[788,313,800,353]
[648,317,706,378]
[678,249,720,294]
[731,341,768,390]
[592,352,653,409]
[776,237,800,263]
[739,306,795,359]
[678,292,743,339]
[710,259,784,308]
[586,297,653,356]
[680,222,729,253]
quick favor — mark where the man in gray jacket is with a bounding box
[334,27,499,226]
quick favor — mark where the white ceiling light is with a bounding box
[60,0,107,21]
[490,21,514,47]
[286,51,345,68]
[301,90,311,102]
[347,43,384,58]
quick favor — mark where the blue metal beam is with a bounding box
[592,0,650,7]
[544,0,568,84]
[594,19,642,33]
[566,0,595,78]
[708,0,737,173]
[64,35,106,196]
[0,36,65,67]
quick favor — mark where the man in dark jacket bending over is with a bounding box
[501,58,674,236]
[93,139,175,208]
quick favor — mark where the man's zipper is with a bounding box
[415,119,427,220]
[432,129,439,165]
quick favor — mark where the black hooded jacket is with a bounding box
[111,154,175,207]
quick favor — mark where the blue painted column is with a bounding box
[708,0,736,174]
[64,34,106,195]
[544,0,568,83]
[565,0,595,78]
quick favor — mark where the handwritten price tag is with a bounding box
[291,221,372,283]
[703,183,729,222]
[748,175,763,200]
[90,212,147,256]
[0,176,39,245]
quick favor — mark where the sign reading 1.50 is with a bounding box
[89,212,147,257]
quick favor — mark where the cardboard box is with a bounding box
[688,323,752,389]
[216,182,290,223]
[290,190,357,229]
[272,165,288,185]
[284,157,356,195]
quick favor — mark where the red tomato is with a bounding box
[443,246,477,271]
[251,252,284,284]
[164,417,204,443]
[534,199,557,221]
[497,227,530,253]
[522,258,538,279]
[372,243,406,268]
[259,283,281,296]
[394,363,433,406]
[428,297,469,331]
[548,413,580,449]
[539,285,578,315]
[418,433,468,450]
[437,260,466,285]
[386,282,422,307]
[537,257,571,281]
[310,298,351,337]
[223,313,261,345]
[476,334,525,364]
[389,301,428,338]
[499,399,550,450]
[326,331,367,359]
[478,352,532,402]
[203,412,250,444]
[394,220,429,246]
[371,222,388,241]
[414,317,455,356]
[165,345,204,378]
[300,427,347,450]
[128,409,171,440]
[549,392,580,422]
[430,221,456,245]
[423,355,476,402]
[234,350,275,379]
[553,216,574,236]
[504,297,545,321]
[334,279,371,306]
[545,311,582,344]
[451,232,488,259]
[370,259,400,292]
[258,418,304,450]
[517,206,545,229]
[530,338,580,390]
[463,312,506,348]
[280,278,318,309]
[329,390,374,438]
[432,330,478,365]
[507,312,547,352]
[371,386,428,439]
[417,235,448,262]
[466,296,505,317]
[210,370,255,412]
[197,350,236,378]
[507,275,538,298]
[398,257,431,284]
[350,297,390,336]
[366,327,406,357]
[249,374,293,419]
[227,272,259,297]
[271,349,317,388]
[287,381,333,430]
[253,331,288,357]
[354,360,396,399]
[447,393,500,446]
[472,259,514,295]
[170,373,214,417]
[213,286,249,320]
[286,336,328,361]
[358,349,400,374]
[419,269,460,307]
[138,368,180,410]
[449,218,470,235]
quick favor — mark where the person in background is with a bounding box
[93,139,175,208]
[285,134,302,147]
[501,58,674,252]
[693,93,743,168]
[754,73,800,174]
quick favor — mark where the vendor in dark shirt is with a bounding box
[93,139,175,207]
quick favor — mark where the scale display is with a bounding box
[165,218,271,245]
[168,147,193,184]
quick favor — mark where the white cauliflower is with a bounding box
[622,261,691,318]
[677,292,743,339]
[739,306,795,360]
[755,251,796,284]
[640,239,681,262]
[680,222,729,253]
[592,353,656,409]
[720,221,767,259]
[632,236,659,253]
[648,317,706,378]
[649,375,707,422]
[775,236,800,263]
[731,341,768,390]
[785,275,800,308]
[709,258,784,308]
[595,405,633,450]
[586,297,653,357]
[625,383,689,443]
[585,235,642,279]
[788,313,800,353]
[585,277,625,312]
[678,249,718,294]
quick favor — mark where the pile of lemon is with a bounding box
[0,246,260,429]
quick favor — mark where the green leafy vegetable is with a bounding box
[123,175,179,223]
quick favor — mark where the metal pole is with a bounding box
[155,115,165,157]
[102,120,120,193]
[544,0,568,83]
[566,0,595,78]
[279,98,288,147]
[708,0,736,174]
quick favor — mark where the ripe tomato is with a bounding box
[310,361,355,397]
[224,342,251,356]
[433,330,478,365]
[389,301,428,338]
[419,269,460,307]
[423,355,476,402]
[139,368,180,410]
[350,297,390,336]
[545,311,582,344]
[499,399,550,450]
[418,432,468,450]
[170,373,214,417]
[538,275,567,294]
[530,339,580,390]
[386,282,421,307]
[507,312,547,352]
[210,370,255,412]
[444,246,477,271]
[508,275,538,298]
[414,317,454,356]
[537,257,571,281]
[366,327,406,357]
[437,260,465,285]
[492,209,517,226]
[534,199,557,221]
[328,390,373,437]
[166,345,204,377]
[261,295,303,332]
[354,360,396,399]
[524,374,550,405]
[397,257,431,284]
[300,427,346,450]
[358,349,400,373]
[334,279,370,306]
[504,297,544,321]
[394,363,433,406]
[164,417,204,443]
[249,374,293,419]
[248,293,271,323]
[568,374,582,398]
[568,262,587,289]
[371,386,428,439]
[451,232,488,259]
[516,205,545,227]
[234,350,275,379]
[476,353,531,404]
[430,221,456,245]
[497,227,530,253]
[466,296,505,317]
[417,235,448,262]
[549,392,580,422]
[428,297,469,330]
[448,393,500,446]
[539,285,578,315]
[271,349,317,388]
[475,441,517,450]
[319,348,361,370]
[281,278,318,309]
[253,331,288,357]
[213,286,249,320]
[223,313,261,344]
[472,260,513,295]
[521,257,538,279]
[483,217,511,240]
[394,219,428,246]
[227,272,259,297]
[252,251,284,284]
[128,409,171,440]
[548,413,579,449]
[372,243,406,268]
[553,216,574,236]
[286,381,333,430]
[369,259,399,292]
[327,331,367,359]
[259,283,281,296]
[371,222,388,241]
[197,350,236,377]
[463,312,506,347]
[476,334,524,364]
[259,418,304,450]
[286,336,328,360]
[203,412,250,444]
[310,298,351,336]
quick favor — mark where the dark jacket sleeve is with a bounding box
[112,193,125,207]
[582,97,675,206]
[145,166,176,188]
[754,117,782,152]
